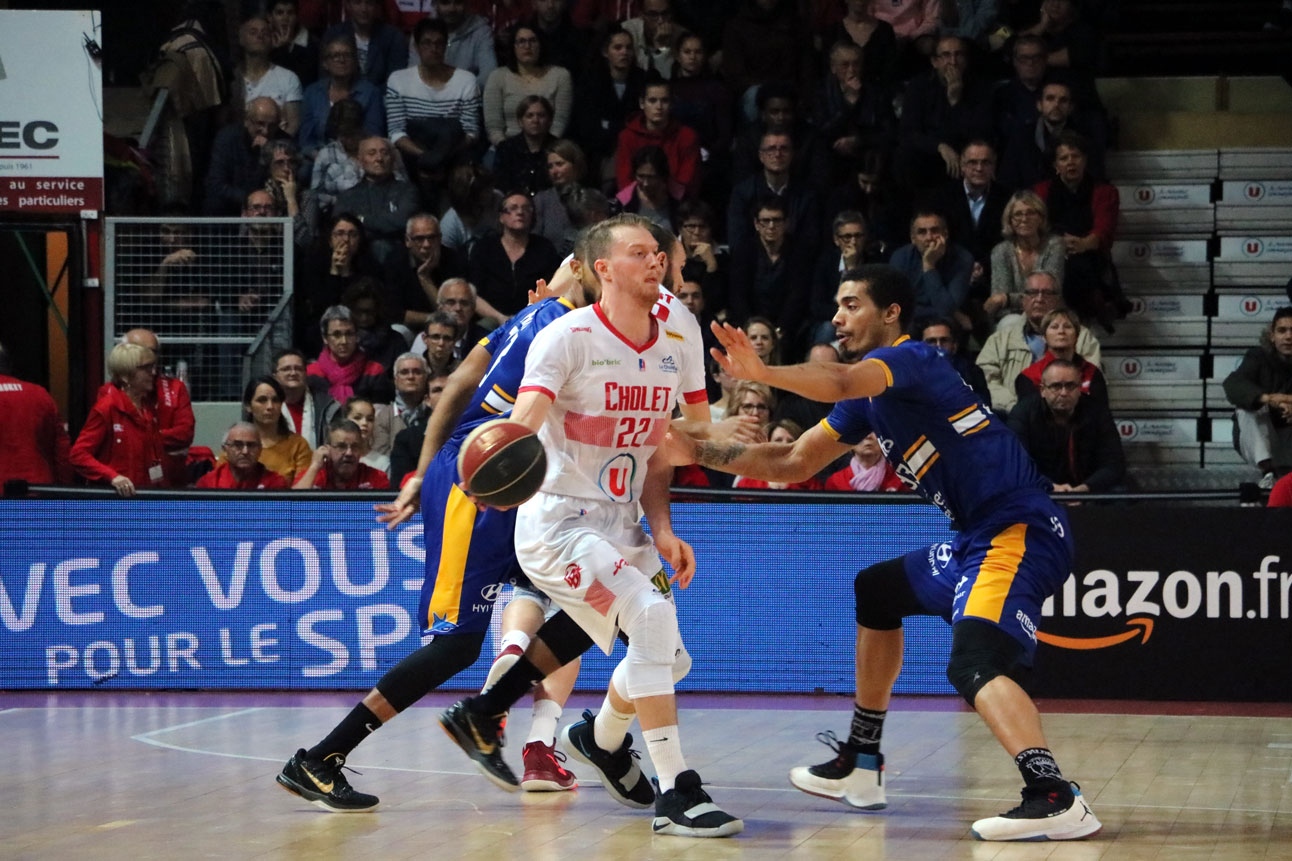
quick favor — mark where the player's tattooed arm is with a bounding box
[694,440,747,469]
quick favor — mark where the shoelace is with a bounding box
[323,754,365,783]
[814,729,850,766]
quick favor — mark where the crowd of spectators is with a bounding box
[9,0,1285,501]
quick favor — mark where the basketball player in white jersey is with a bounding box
[440,214,743,838]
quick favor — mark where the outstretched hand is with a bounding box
[710,321,769,383]
[374,477,422,529]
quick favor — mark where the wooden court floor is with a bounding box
[4,690,1292,860]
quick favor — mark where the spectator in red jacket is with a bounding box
[195,423,291,489]
[734,419,824,490]
[823,432,906,492]
[1269,472,1292,507]
[113,329,196,487]
[294,419,392,489]
[615,76,701,199]
[71,342,166,497]
[0,343,73,488]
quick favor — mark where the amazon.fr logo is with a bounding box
[1040,557,1290,651]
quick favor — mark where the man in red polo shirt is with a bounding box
[196,423,291,489]
[0,343,73,487]
[295,419,391,489]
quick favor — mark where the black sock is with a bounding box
[470,654,544,716]
[307,702,381,761]
[1015,747,1066,788]
[847,705,886,755]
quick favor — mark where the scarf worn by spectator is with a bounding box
[312,348,372,402]
[849,456,889,491]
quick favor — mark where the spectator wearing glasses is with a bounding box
[432,278,491,362]
[1008,358,1125,493]
[196,422,291,489]
[984,191,1066,324]
[274,347,339,449]
[415,311,463,379]
[295,418,392,489]
[677,199,729,318]
[482,26,573,149]
[992,34,1050,144]
[894,34,993,193]
[71,342,166,497]
[727,130,821,258]
[298,33,385,157]
[622,0,677,77]
[919,315,991,409]
[374,353,431,457]
[308,305,396,404]
[381,213,466,332]
[389,370,449,486]
[467,191,563,316]
[728,200,811,352]
[976,271,1101,417]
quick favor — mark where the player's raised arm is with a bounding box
[710,321,892,404]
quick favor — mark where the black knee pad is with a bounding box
[854,556,923,629]
[944,619,1026,707]
[536,610,595,667]
[376,631,486,713]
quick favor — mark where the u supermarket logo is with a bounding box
[1243,238,1264,257]
[1242,296,1262,316]
[1135,186,1155,204]
[1119,358,1142,378]
[1246,183,1265,200]
[1117,420,1139,440]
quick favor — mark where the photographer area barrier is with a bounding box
[2,497,1290,700]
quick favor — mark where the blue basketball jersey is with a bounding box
[821,336,1052,527]
[447,297,576,448]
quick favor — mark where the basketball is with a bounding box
[457,419,548,508]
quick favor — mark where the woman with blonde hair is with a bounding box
[985,190,1066,323]
[71,343,165,496]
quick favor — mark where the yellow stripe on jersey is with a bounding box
[819,417,844,440]
[963,523,1027,623]
[425,483,478,630]
[866,357,894,387]
[482,384,515,415]
[950,404,991,436]
[666,329,685,341]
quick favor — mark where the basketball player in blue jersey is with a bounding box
[275,251,604,812]
[664,264,1103,842]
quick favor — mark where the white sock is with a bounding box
[527,697,562,745]
[643,725,686,793]
[593,695,635,753]
[482,631,530,691]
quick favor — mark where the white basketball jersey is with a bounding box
[519,303,696,503]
